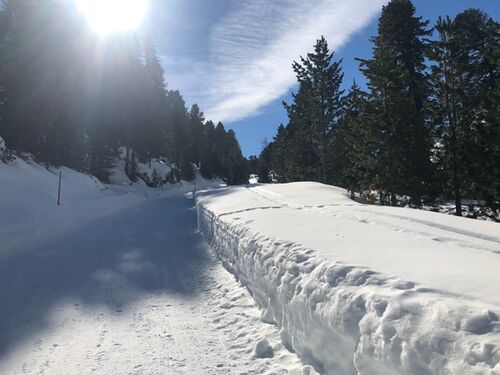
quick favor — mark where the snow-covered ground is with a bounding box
[0,155,188,260]
[0,196,308,374]
[0,155,312,374]
[197,182,500,374]
[3,150,499,374]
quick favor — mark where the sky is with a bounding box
[147,0,500,157]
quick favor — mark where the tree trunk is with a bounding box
[125,146,130,176]
[450,96,462,217]
[391,192,397,207]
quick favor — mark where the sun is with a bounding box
[75,0,148,35]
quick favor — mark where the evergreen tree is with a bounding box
[213,122,227,178]
[359,0,433,205]
[224,129,248,185]
[200,120,216,179]
[0,0,90,169]
[269,125,290,182]
[429,10,500,213]
[453,10,500,211]
[164,90,189,166]
[282,83,318,181]
[428,16,466,215]
[330,81,374,196]
[247,156,259,175]
[258,141,273,183]
[188,104,205,165]
[0,1,269,187]
[284,36,344,183]
[140,35,168,159]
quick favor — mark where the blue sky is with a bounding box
[148,0,499,157]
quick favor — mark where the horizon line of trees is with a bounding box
[0,0,248,185]
[257,0,499,216]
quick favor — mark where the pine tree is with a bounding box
[200,120,216,179]
[0,1,249,186]
[455,10,500,211]
[269,125,290,182]
[141,35,168,158]
[0,0,90,169]
[258,140,273,183]
[224,129,248,185]
[282,82,318,181]
[428,16,466,215]
[247,156,259,175]
[188,104,205,165]
[330,81,375,196]
[164,90,189,165]
[429,10,500,213]
[358,0,433,206]
[285,36,344,183]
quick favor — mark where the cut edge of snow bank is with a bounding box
[197,197,500,375]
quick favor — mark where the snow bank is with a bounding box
[197,182,500,374]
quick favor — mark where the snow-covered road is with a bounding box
[0,195,306,374]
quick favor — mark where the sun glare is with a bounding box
[75,0,148,35]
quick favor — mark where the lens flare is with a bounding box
[75,0,148,35]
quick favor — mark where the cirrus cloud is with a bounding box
[163,0,387,123]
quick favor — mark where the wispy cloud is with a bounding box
[163,0,386,123]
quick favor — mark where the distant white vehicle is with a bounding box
[248,174,259,184]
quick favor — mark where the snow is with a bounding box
[109,157,174,187]
[197,182,500,374]
[108,147,176,187]
[137,158,172,179]
[0,196,308,374]
[0,155,192,260]
[108,158,139,186]
[249,174,259,184]
[2,147,499,374]
[0,145,223,261]
[0,154,309,374]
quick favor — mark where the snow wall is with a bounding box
[197,194,500,375]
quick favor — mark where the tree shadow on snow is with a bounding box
[0,195,208,359]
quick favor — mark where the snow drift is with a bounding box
[197,182,500,374]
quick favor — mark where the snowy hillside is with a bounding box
[0,149,195,260]
[197,182,500,374]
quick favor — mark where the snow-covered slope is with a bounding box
[197,182,500,374]
[108,157,173,187]
[0,154,197,260]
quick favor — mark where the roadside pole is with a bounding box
[57,171,62,206]
[193,166,197,200]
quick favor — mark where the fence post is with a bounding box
[193,168,197,200]
[57,171,62,206]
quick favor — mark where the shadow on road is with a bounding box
[0,195,207,359]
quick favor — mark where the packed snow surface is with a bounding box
[197,182,500,374]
